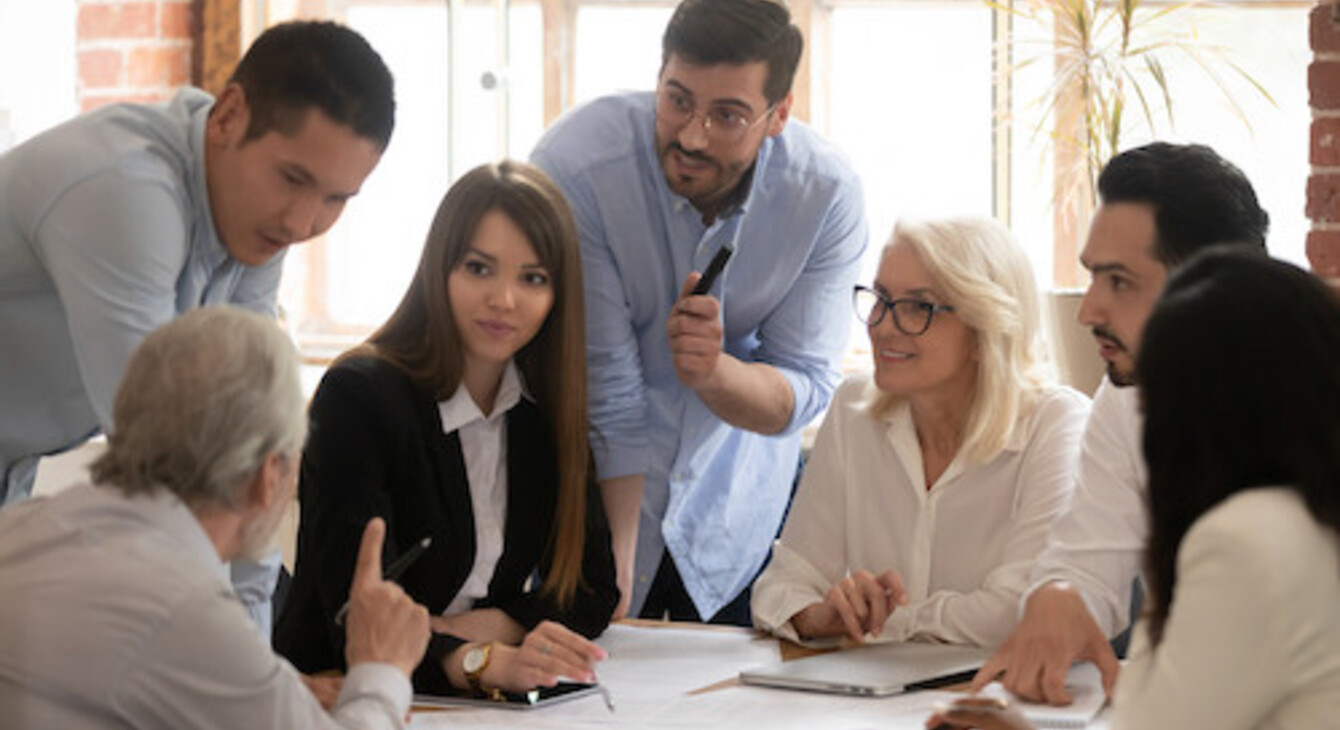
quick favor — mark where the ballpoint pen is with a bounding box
[689,243,733,296]
[334,535,433,626]
[596,683,615,713]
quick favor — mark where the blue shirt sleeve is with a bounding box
[755,171,867,436]
[33,170,189,432]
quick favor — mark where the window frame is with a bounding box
[203,0,1310,361]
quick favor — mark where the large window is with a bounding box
[0,0,76,151]
[245,0,1310,365]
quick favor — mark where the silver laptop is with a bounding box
[739,641,992,697]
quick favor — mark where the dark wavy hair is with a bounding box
[1139,248,1340,646]
[230,20,396,150]
[1098,142,1269,266]
[660,0,803,105]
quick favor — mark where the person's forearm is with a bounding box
[694,355,794,434]
[430,608,525,645]
[600,474,643,617]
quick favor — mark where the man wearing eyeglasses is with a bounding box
[531,0,867,625]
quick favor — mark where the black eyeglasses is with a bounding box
[853,285,956,336]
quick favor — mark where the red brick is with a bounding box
[161,1,193,40]
[128,45,191,88]
[1307,229,1340,277]
[1311,174,1340,222]
[78,3,156,41]
[1312,3,1340,54]
[80,92,163,114]
[79,49,123,89]
[1312,61,1340,110]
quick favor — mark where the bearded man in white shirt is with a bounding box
[970,142,1270,705]
[0,307,430,730]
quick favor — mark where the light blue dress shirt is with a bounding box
[531,91,868,618]
[0,87,284,632]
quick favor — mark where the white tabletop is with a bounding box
[409,622,1113,730]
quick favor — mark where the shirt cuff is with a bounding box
[775,367,811,436]
[335,663,413,724]
[592,440,648,482]
[1021,574,1121,638]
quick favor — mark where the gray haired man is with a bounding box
[0,306,430,729]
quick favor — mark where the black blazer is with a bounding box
[274,356,619,693]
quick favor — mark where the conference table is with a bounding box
[408,620,1113,730]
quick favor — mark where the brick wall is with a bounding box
[1310,1,1340,277]
[76,0,194,111]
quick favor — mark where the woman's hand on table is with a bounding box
[790,569,907,643]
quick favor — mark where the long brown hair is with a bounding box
[355,160,589,605]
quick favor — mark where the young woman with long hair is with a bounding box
[275,160,618,697]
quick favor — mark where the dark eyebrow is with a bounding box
[463,247,497,263]
[280,162,316,186]
[1084,260,1135,276]
[282,161,361,201]
[663,79,756,114]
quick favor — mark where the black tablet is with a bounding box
[413,681,604,711]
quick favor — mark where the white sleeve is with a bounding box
[886,389,1090,647]
[750,383,855,642]
[1026,380,1146,636]
[115,583,411,730]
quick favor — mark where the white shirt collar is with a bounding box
[874,388,1031,457]
[437,360,530,434]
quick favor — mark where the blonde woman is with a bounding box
[751,217,1089,647]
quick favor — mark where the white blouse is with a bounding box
[437,361,527,615]
[751,375,1090,647]
[1112,488,1340,730]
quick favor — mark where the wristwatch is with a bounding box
[462,642,495,697]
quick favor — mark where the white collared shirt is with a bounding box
[1024,378,1147,636]
[751,374,1090,647]
[437,361,529,615]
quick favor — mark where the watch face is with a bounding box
[464,646,487,674]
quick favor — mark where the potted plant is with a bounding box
[994,0,1273,284]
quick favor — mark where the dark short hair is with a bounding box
[1097,142,1269,266]
[229,20,396,150]
[1139,248,1340,647]
[661,0,803,105]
